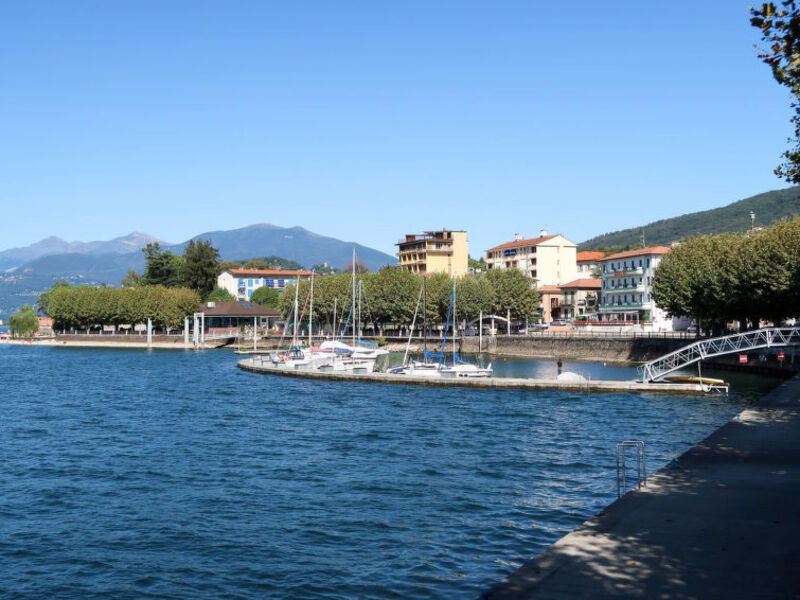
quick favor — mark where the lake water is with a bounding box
[0,346,780,598]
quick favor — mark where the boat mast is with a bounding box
[358,280,363,344]
[423,278,427,361]
[309,271,314,347]
[351,247,356,348]
[452,276,457,362]
[403,283,423,367]
[292,274,300,347]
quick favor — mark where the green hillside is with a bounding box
[579,187,800,250]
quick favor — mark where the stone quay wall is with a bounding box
[460,335,687,363]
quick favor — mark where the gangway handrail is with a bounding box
[640,327,800,382]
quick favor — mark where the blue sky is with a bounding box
[0,1,793,257]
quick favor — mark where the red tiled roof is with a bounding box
[537,285,562,293]
[487,235,559,252]
[576,251,605,262]
[601,246,670,261]
[228,269,313,277]
[560,278,601,289]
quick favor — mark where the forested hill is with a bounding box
[579,187,800,250]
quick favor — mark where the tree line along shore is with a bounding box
[7,217,800,338]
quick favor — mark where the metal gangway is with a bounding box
[640,327,800,383]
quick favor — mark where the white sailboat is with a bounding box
[317,249,388,373]
[270,272,333,370]
[390,277,492,378]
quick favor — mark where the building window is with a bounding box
[266,279,274,287]
[248,279,253,287]
[238,279,244,287]
[278,280,285,287]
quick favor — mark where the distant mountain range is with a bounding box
[579,187,800,250]
[0,224,396,318]
[0,232,167,271]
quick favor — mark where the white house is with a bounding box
[576,251,605,277]
[598,246,689,331]
[485,231,577,287]
[217,268,314,301]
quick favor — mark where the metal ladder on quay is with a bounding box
[617,440,647,497]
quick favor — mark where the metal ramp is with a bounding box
[640,327,800,383]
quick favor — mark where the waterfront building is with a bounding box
[37,316,54,336]
[598,247,689,330]
[559,278,601,320]
[396,229,468,277]
[576,251,604,277]
[198,301,281,334]
[537,285,563,322]
[485,231,577,287]
[217,268,314,301]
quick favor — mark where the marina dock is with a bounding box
[238,357,718,394]
[481,372,800,599]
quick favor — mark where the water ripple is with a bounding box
[0,345,777,598]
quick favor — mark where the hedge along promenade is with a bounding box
[47,285,200,332]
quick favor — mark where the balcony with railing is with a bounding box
[599,302,650,312]
[605,267,644,276]
[604,285,646,293]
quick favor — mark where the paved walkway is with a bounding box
[482,373,800,599]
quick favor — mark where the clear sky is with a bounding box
[0,1,793,257]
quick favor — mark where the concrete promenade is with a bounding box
[482,373,800,599]
[237,358,712,394]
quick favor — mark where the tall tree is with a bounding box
[486,269,539,320]
[250,286,280,308]
[9,305,39,337]
[182,239,220,298]
[652,218,800,329]
[141,243,184,287]
[207,286,235,302]
[36,280,71,316]
[751,2,800,181]
[121,270,140,287]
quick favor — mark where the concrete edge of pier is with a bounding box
[480,372,800,599]
[237,357,711,394]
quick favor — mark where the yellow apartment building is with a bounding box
[396,229,468,277]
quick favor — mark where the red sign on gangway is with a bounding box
[778,352,786,361]
[739,354,748,364]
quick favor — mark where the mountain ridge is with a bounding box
[0,224,396,317]
[579,187,800,250]
[0,232,169,271]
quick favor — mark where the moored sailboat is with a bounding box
[389,277,492,378]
